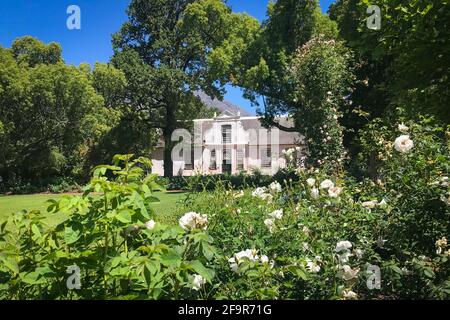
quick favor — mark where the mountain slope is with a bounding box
[196,91,251,117]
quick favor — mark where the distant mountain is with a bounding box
[196,91,251,117]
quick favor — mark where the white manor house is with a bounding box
[151,108,303,176]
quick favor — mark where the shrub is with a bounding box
[179,117,449,299]
[162,170,299,192]
[1,116,448,300]
[0,155,217,299]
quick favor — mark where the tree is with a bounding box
[329,0,450,122]
[225,0,341,132]
[288,37,354,169]
[0,38,128,186]
[11,36,62,66]
[111,0,259,177]
[214,0,353,169]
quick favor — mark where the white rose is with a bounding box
[398,123,409,132]
[394,135,414,153]
[191,274,206,291]
[252,187,267,198]
[337,251,353,264]
[269,209,283,220]
[269,181,282,193]
[339,265,360,281]
[179,212,208,231]
[264,218,275,233]
[328,186,343,198]
[335,240,352,252]
[145,219,156,230]
[252,187,272,201]
[362,200,378,209]
[260,255,269,264]
[229,249,261,272]
[228,257,239,272]
[306,259,321,273]
[342,289,358,299]
[306,178,316,187]
[320,179,334,189]
[354,249,364,259]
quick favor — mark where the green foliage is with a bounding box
[160,169,298,192]
[1,118,449,300]
[0,155,217,299]
[0,37,153,190]
[329,0,450,123]
[91,62,127,109]
[11,36,62,67]
[1,2,449,301]
[112,0,258,177]
[181,119,449,299]
[216,0,352,173]
[288,37,354,170]
[358,116,450,252]
[232,0,340,109]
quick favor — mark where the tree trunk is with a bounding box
[163,128,174,177]
[163,101,176,178]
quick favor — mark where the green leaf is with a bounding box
[423,268,435,278]
[245,269,260,277]
[295,267,308,280]
[31,224,41,238]
[161,249,182,267]
[202,242,216,261]
[0,254,19,274]
[116,209,132,224]
[20,266,53,285]
[187,260,214,283]
[390,265,403,275]
[141,184,152,197]
[420,4,433,15]
[64,225,81,244]
[146,260,160,275]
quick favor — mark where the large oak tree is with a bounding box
[111,0,259,177]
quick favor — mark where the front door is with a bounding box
[222,149,232,174]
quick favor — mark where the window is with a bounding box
[209,149,217,170]
[237,149,244,170]
[261,147,272,168]
[222,125,232,144]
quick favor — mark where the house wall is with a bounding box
[150,115,303,176]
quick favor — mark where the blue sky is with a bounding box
[0,0,336,114]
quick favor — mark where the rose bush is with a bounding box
[180,117,449,299]
[0,117,448,299]
[0,155,217,299]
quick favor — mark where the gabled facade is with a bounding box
[151,111,303,176]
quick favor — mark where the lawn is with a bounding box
[0,191,187,227]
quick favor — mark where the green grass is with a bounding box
[0,191,187,227]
